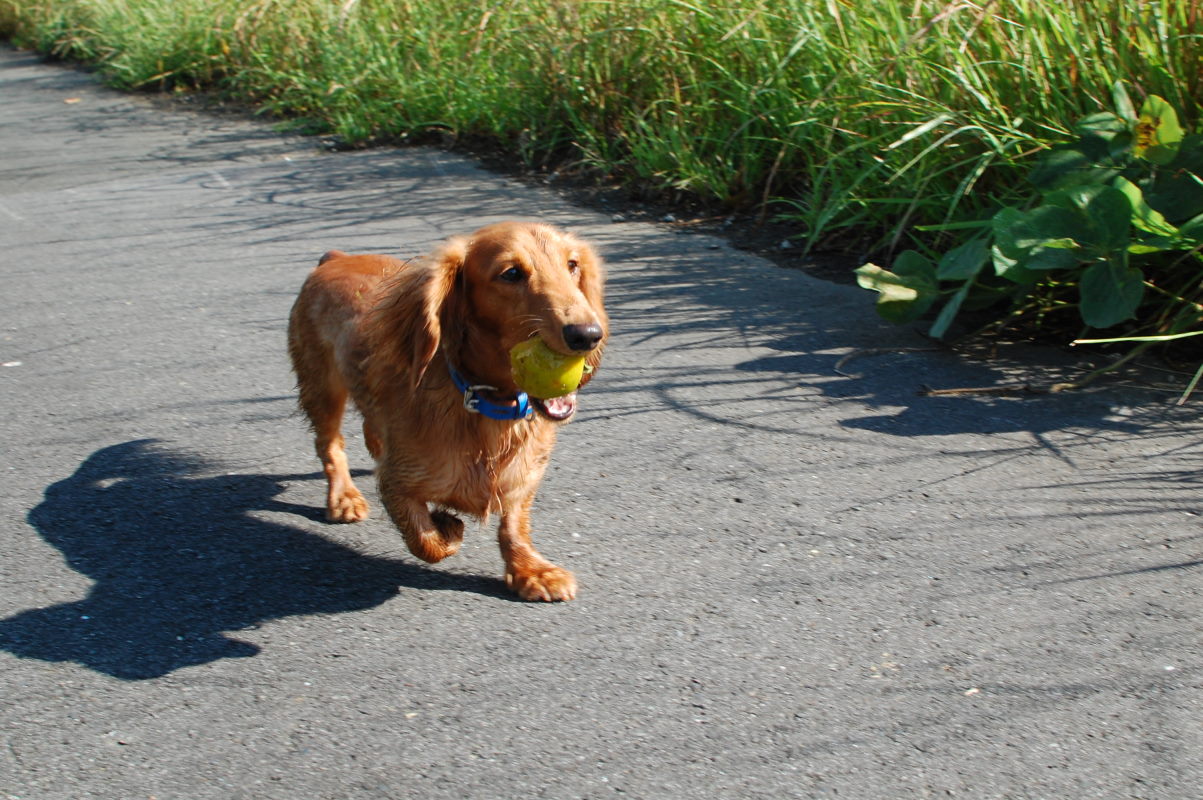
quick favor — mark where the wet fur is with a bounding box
[287,222,606,601]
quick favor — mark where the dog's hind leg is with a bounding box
[313,393,370,523]
[292,347,370,523]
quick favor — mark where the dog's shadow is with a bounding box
[0,439,507,681]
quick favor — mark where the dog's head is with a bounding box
[382,222,607,420]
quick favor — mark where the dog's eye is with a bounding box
[498,265,526,283]
[567,259,579,274]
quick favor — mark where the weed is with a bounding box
[858,87,1203,337]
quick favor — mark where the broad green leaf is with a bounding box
[1082,185,1134,251]
[1105,129,1135,162]
[1028,145,1099,191]
[1074,111,1129,140]
[1048,185,1132,252]
[1146,134,1203,222]
[992,242,1041,283]
[937,239,989,281]
[891,249,938,281]
[1135,95,1184,165]
[993,205,1081,272]
[1113,176,1178,236]
[1074,112,1132,164]
[855,263,938,324]
[1079,256,1145,328]
[1023,245,1081,271]
[1012,204,1089,249]
[992,209,1043,282]
[1063,184,1126,246]
[992,206,1031,255]
[992,239,1018,275]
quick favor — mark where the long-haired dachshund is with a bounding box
[287,222,606,601]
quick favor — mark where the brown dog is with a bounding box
[287,222,606,601]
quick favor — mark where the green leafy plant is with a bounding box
[857,85,1203,345]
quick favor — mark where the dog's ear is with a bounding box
[373,236,466,390]
[576,242,607,387]
[411,236,467,388]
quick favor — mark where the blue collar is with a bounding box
[446,361,533,421]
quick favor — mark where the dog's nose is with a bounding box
[562,323,604,352]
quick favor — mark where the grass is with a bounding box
[1,0,1200,257]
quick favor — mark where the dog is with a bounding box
[287,222,607,601]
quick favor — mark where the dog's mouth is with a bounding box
[533,392,577,421]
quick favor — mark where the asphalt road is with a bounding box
[3,47,1202,799]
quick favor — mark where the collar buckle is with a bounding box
[447,362,533,421]
[462,383,497,414]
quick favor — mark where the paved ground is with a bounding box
[3,46,1203,799]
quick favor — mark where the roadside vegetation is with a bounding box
[3,0,1201,371]
[858,88,1203,392]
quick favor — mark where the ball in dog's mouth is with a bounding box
[510,338,587,401]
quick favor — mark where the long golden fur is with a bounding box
[287,222,607,601]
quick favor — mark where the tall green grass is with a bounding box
[3,0,1199,254]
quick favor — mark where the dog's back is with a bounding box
[288,251,404,383]
[293,252,401,331]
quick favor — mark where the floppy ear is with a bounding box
[372,236,466,390]
[576,241,607,387]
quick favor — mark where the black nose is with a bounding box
[562,323,604,352]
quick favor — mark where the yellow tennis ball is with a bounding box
[509,338,587,399]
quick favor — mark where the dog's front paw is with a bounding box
[506,565,577,602]
[406,510,464,563]
[326,489,369,523]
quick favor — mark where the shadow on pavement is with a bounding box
[0,439,506,681]
[595,234,1161,441]
[743,333,1143,438]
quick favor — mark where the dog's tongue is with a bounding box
[539,392,577,420]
